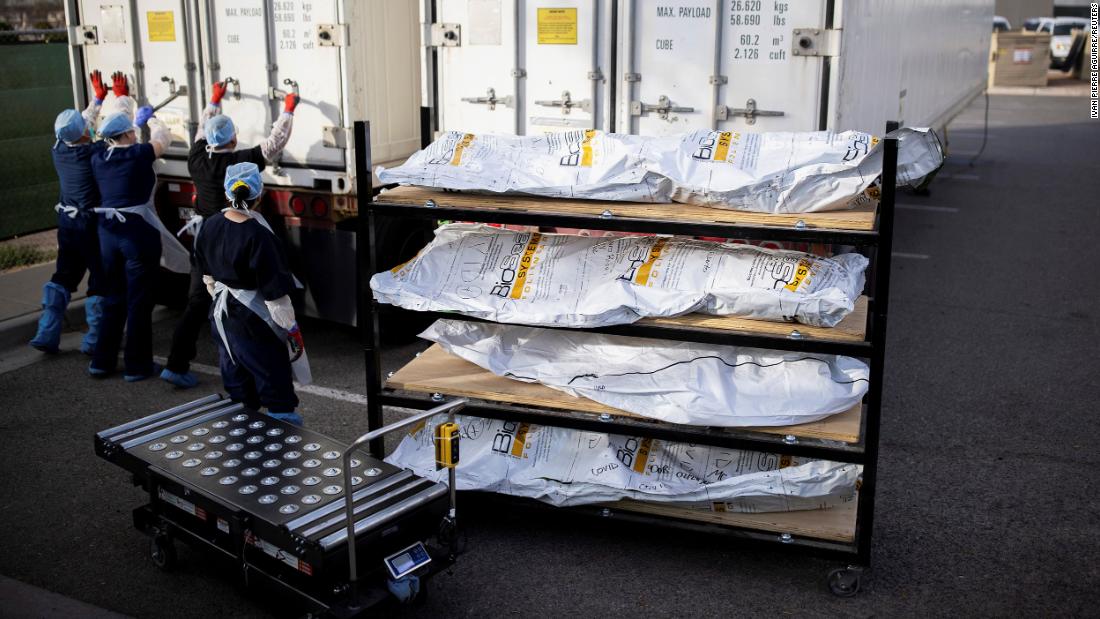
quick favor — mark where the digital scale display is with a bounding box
[384,542,431,579]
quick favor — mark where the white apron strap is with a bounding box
[55,204,80,219]
[212,281,312,385]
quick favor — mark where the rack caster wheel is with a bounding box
[150,533,178,571]
[827,567,862,597]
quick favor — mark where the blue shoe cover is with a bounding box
[267,411,303,426]
[160,368,198,388]
[30,282,70,353]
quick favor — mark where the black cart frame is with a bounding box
[353,121,898,588]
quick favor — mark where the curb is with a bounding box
[0,301,178,351]
[0,297,90,351]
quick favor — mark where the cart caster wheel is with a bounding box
[150,534,178,571]
[827,567,861,597]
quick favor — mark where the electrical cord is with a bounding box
[968,89,990,167]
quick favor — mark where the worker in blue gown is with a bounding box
[88,73,190,380]
[194,162,309,426]
[30,70,114,355]
[159,81,300,389]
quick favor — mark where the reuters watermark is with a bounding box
[1092,3,1098,118]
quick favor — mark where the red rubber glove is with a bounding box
[90,70,108,103]
[286,323,305,362]
[283,93,300,114]
[111,71,129,98]
[210,80,228,105]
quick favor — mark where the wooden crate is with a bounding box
[989,31,1052,87]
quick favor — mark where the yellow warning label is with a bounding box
[580,129,596,167]
[634,238,667,286]
[146,11,176,42]
[510,423,530,457]
[537,8,578,45]
[509,233,542,299]
[449,133,475,166]
[784,258,812,292]
[631,438,653,473]
[713,132,732,161]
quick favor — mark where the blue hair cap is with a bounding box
[205,114,236,148]
[54,109,87,144]
[224,162,263,202]
[99,112,135,139]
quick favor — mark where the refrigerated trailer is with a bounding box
[425,0,993,139]
[61,0,427,324]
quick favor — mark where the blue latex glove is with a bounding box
[134,105,154,128]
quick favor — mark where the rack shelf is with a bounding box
[386,344,862,445]
[372,186,880,245]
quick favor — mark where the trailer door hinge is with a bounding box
[430,23,461,47]
[717,98,785,124]
[534,90,591,114]
[630,95,694,120]
[316,23,348,47]
[322,126,347,148]
[461,88,513,111]
[790,28,840,57]
[70,25,97,46]
[623,72,641,82]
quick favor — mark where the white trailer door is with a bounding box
[715,0,827,131]
[200,0,272,155]
[271,0,345,168]
[619,0,827,135]
[78,0,198,156]
[202,0,346,169]
[523,1,610,133]
[436,0,520,134]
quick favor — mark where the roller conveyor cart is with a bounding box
[94,394,467,615]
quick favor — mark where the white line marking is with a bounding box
[154,356,370,405]
[892,252,930,260]
[896,204,958,213]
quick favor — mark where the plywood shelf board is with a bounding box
[377,186,877,232]
[608,498,857,542]
[386,345,862,443]
[640,296,868,343]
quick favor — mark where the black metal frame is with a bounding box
[355,121,897,568]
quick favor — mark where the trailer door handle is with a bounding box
[460,88,514,111]
[629,95,694,120]
[717,98,785,125]
[533,90,591,114]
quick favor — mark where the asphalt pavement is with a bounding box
[1,92,1098,617]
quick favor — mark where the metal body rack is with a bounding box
[355,121,898,595]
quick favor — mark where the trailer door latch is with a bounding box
[461,88,513,111]
[630,95,694,120]
[316,23,348,47]
[717,98,785,125]
[430,23,461,47]
[70,25,98,46]
[791,28,841,57]
[534,90,591,114]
